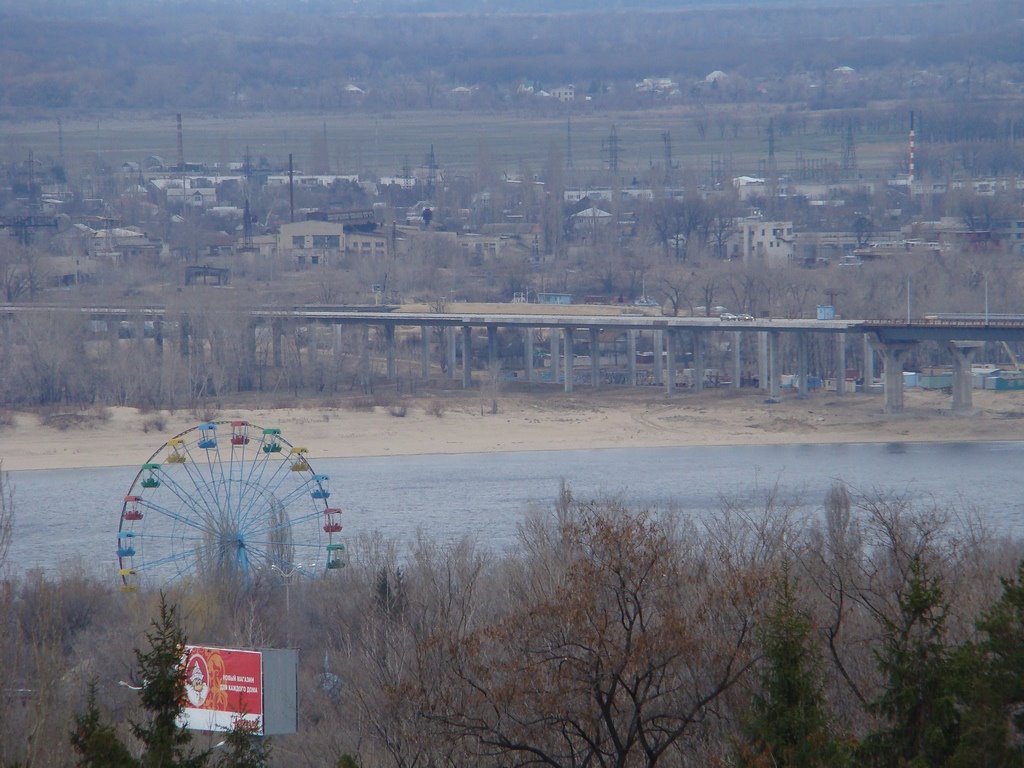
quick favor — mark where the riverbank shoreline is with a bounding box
[2,386,1023,472]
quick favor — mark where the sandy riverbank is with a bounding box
[2,387,1023,472]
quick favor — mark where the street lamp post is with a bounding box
[270,564,299,647]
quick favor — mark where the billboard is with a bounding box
[180,646,297,735]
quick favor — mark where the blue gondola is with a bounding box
[198,422,217,450]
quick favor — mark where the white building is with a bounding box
[550,84,575,102]
[733,175,767,201]
[730,218,796,267]
[277,221,346,265]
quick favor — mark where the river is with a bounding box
[6,441,1023,580]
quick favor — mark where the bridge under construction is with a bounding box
[5,303,1024,415]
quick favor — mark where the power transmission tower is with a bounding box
[176,113,185,170]
[841,120,857,173]
[767,117,778,201]
[566,117,574,171]
[0,215,57,246]
[602,125,620,174]
[242,198,254,251]
[662,130,672,183]
[243,146,253,187]
[27,150,39,212]
[56,117,65,167]
[425,145,437,197]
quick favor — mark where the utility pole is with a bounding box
[662,130,672,184]
[824,287,844,309]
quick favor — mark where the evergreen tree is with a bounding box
[947,559,1024,767]
[131,593,208,768]
[977,559,1024,715]
[70,680,136,768]
[858,556,960,767]
[212,721,270,768]
[737,560,849,768]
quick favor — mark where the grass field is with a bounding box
[2,106,907,181]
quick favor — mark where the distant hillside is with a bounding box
[0,0,1018,112]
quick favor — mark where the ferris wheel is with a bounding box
[116,421,345,591]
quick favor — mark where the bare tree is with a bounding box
[656,263,693,317]
[0,462,12,574]
[645,196,712,261]
[419,500,764,767]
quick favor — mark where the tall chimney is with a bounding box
[176,113,184,170]
[908,110,915,187]
[288,153,295,223]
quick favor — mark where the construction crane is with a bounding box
[1001,342,1024,371]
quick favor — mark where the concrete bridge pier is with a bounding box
[653,329,664,386]
[133,317,146,350]
[797,332,809,398]
[550,328,560,385]
[627,330,637,386]
[240,320,256,390]
[836,333,847,395]
[950,341,984,412]
[876,341,916,414]
[563,328,574,393]
[271,319,284,368]
[420,325,431,380]
[863,333,875,385]
[665,329,676,394]
[693,332,706,392]
[769,331,782,399]
[487,325,498,375]
[332,323,344,362]
[462,326,472,388]
[153,319,164,356]
[732,331,742,389]
[446,327,457,380]
[107,315,122,351]
[758,331,769,392]
[524,328,534,382]
[561,327,577,393]
[359,324,371,391]
[384,324,396,380]
[590,327,601,388]
[180,315,192,359]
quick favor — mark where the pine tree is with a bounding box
[858,556,960,767]
[70,680,136,768]
[131,593,209,768]
[977,560,1024,714]
[738,560,849,768]
[212,721,270,768]
[947,559,1024,767]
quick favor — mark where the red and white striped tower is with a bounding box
[908,110,915,187]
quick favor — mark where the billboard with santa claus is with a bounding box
[181,646,297,735]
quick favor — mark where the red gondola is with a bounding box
[230,420,250,446]
[123,495,144,521]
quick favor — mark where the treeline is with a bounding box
[4,482,1024,765]
[1,0,1021,111]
